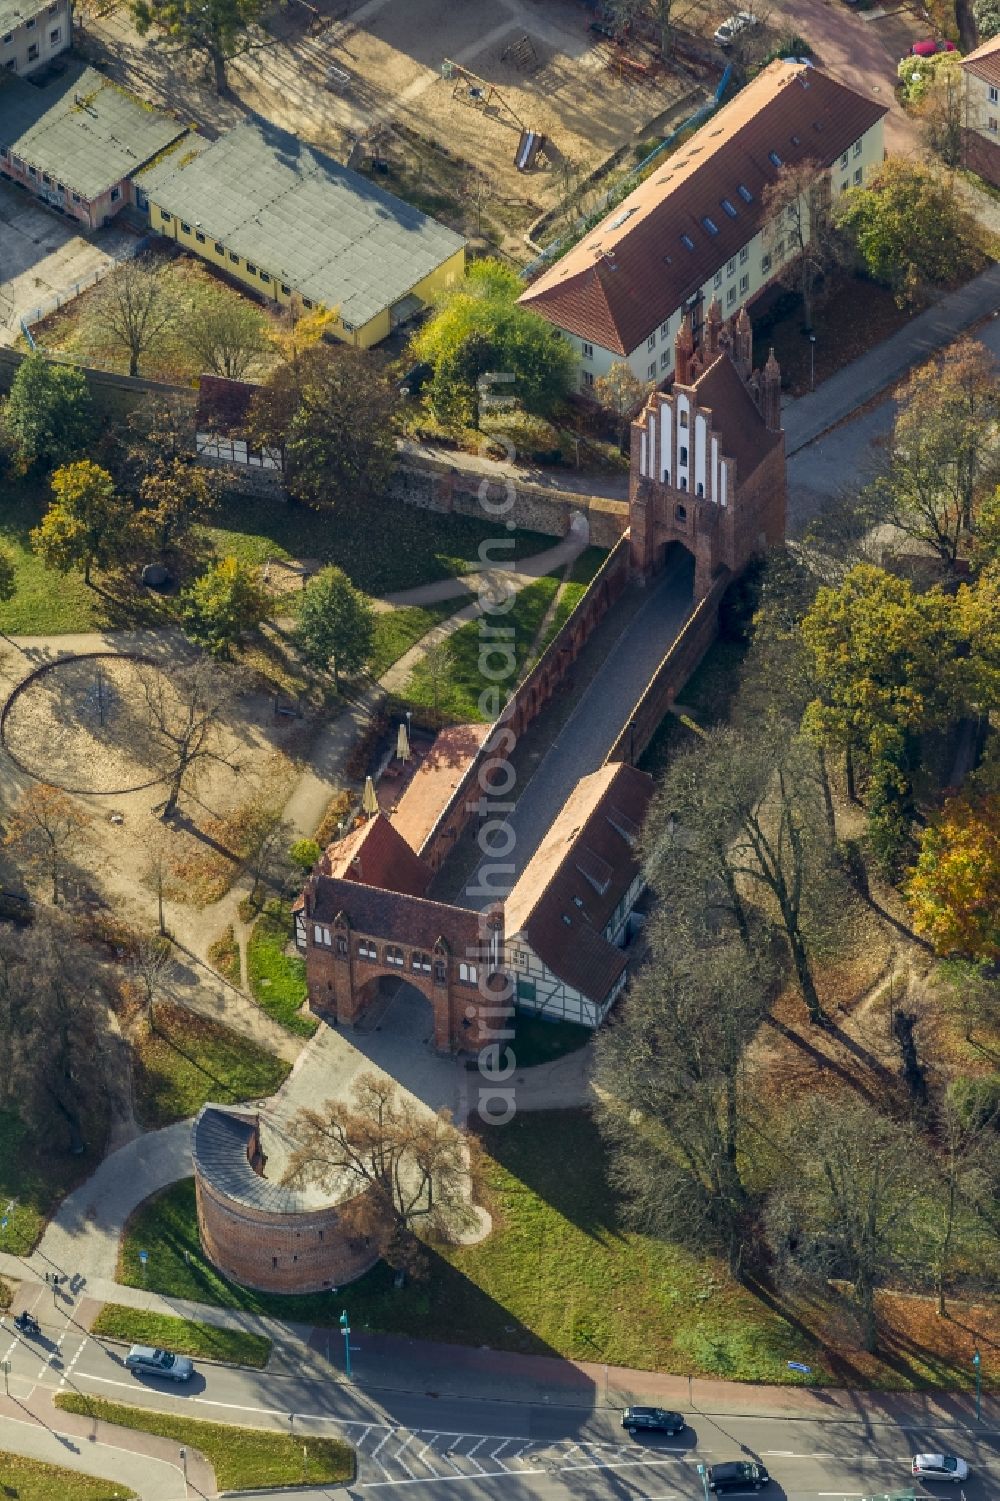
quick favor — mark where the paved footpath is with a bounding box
[783,263,1000,455]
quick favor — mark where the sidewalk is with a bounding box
[783,263,1000,455]
[3,1255,995,1434]
[0,1386,202,1499]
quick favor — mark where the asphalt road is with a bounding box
[2,1306,998,1500]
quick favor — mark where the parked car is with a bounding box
[124,1345,194,1382]
[621,1406,687,1436]
[909,37,957,55]
[713,11,760,46]
[707,1460,771,1492]
[912,1454,970,1483]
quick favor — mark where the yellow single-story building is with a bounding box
[137,121,466,349]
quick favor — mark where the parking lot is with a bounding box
[0,178,139,345]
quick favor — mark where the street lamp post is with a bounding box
[340,1308,351,1380]
[808,333,816,393]
[696,1462,710,1501]
[179,1446,188,1499]
[973,1347,982,1423]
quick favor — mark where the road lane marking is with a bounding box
[371,1429,397,1458]
[358,1469,548,1489]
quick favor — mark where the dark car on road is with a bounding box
[621,1406,687,1436]
[708,1460,771,1492]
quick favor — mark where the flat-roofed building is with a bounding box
[0,60,187,228]
[0,0,70,78]
[141,120,467,348]
[519,60,887,392]
[961,34,1000,187]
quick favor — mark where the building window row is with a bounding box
[458,961,478,984]
[313,924,331,946]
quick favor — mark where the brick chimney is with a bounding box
[674,312,694,384]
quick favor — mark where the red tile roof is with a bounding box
[688,350,783,480]
[390,723,491,857]
[312,876,485,956]
[505,763,654,1004]
[962,33,1000,86]
[320,814,430,899]
[519,60,888,355]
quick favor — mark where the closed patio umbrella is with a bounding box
[396,721,411,762]
[362,775,379,818]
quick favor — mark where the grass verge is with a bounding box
[246,900,316,1036]
[54,1396,353,1491]
[133,1003,290,1128]
[401,575,560,721]
[117,1113,1000,1389]
[199,493,553,598]
[0,481,103,634]
[370,598,464,678]
[512,1013,593,1067]
[91,1305,271,1367]
[0,1452,135,1500]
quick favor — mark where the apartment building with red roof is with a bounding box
[519,59,887,394]
[961,34,1000,187]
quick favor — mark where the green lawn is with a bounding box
[133,1003,291,1128]
[0,480,103,634]
[116,1112,832,1381]
[512,1013,593,1067]
[91,1305,271,1367]
[54,1396,354,1492]
[246,900,316,1036]
[0,1452,135,1500]
[402,575,560,721]
[0,1110,102,1254]
[370,598,463,678]
[199,493,554,598]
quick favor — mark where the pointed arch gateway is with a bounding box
[628,304,786,598]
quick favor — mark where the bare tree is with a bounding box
[180,287,271,380]
[646,724,840,1023]
[283,1070,479,1271]
[139,658,240,820]
[762,161,840,334]
[0,911,117,1153]
[766,1095,929,1352]
[129,932,174,1024]
[3,784,89,904]
[596,930,772,1275]
[593,362,652,450]
[230,795,291,909]
[930,1083,998,1317]
[87,256,178,377]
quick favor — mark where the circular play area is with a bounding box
[1,652,172,795]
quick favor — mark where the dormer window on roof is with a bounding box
[768,150,783,166]
[680,233,695,250]
[737,183,753,202]
[721,198,737,217]
[702,215,719,234]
